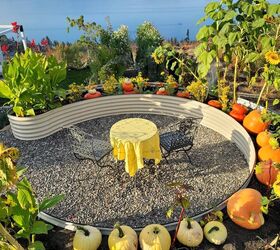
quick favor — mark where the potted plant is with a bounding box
[0,48,67,117]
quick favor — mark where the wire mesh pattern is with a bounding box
[160,117,201,163]
[67,126,113,167]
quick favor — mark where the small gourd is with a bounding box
[108,223,138,250]
[139,224,171,250]
[204,221,227,245]
[256,131,271,148]
[177,218,203,247]
[255,160,279,186]
[243,110,269,134]
[73,226,102,250]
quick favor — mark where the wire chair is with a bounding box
[160,117,201,164]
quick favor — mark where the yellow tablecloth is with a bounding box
[110,118,162,177]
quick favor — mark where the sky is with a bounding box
[0,0,278,43]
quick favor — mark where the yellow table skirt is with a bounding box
[110,118,162,177]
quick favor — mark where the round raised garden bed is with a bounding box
[2,95,256,235]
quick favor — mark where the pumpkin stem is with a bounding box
[207,226,219,234]
[114,223,125,238]
[153,227,160,234]
[187,218,192,229]
[77,226,90,236]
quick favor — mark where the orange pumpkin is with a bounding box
[208,100,222,109]
[124,90,137,95]
[156,88,168,95]
[122,82,134,92]
[255,160,279,186]
[243,110,269,134]
[258,145,280,163]
[256,131,271,148]
[232,103,248,114]
[227,188,264,230]
[176,91,190,98]
[84,91,102,99]
[229,110,246,122]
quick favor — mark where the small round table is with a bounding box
[110,118,162,177]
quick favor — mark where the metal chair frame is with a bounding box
[160,117,201,164]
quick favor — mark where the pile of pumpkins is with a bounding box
[73,219,228,250]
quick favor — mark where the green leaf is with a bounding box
[260,37,273,52]
[196,26,208,40]
[12,208,30,229]
[245,52,260,63]
[25,108,35,116]
[31,221,51,234]
[16,166,27,178]
[28,241,45,250]
[223,10,236,21]
[197,16,207,25]
[273,99,280,106]
[205,2,220,14]
[39,194,64,211]
[17,188,33,209]
[16,228,31,240]
[268,4,280,16]
[170,61,177,71]
[0,81,13,99]
[228,32,238,46]
[252,18,265,28]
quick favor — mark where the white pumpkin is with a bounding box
[159,87,166,92]
[139,224,171,250]
[204,221,227,245]
[177,219,203,247]
[73,225,102,250]
[88,89,97,94]
[108,224,138,250]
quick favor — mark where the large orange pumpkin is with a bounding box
[232,103,248,115]
[122,82,134,92]
[243,110,269,134]
[255,160,279,186]
[256,131,271,148]
[258,145,280,163]
[227,188,264,230]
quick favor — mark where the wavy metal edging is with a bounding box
[7,95,256,233]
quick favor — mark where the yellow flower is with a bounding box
[273,173,280,197]
[265,51,280,65]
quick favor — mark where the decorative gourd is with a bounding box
[73,226,102,250]
[176,91,190,98]
[258,145,280,163]
[156,87,168,95]
[255,160,279,186]
[229,110,246,122]
[84,91,101,99]
[243,110,269,134]
[256,131,271,148]
[208,100,222,109]
[177,219,203,247]
[139,224,171,250]
[88,89,97,94]
[108,224,137,250]
[122,79,134,92]
[232,103,248,115]
[227,188,264,230]
[203,221,227,245]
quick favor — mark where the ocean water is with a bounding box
[0,0,278,43]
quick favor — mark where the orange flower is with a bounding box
[265,51,280,65]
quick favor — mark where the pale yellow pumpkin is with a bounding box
[177,219,203,247]
[108,224,138,250]
[139,224,171,250]
[73,226,102,250]
[204,221,227,245]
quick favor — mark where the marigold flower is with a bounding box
[265,51,280,65]
[1,44,9,53]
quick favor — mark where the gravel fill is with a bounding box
[0,114,250,228]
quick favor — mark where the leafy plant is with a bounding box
[67,16,131,82]
[195,0,280,104]
[0,49,67,116]
[0,144,64,250]
[166,181,191,249]
[152,42,199,84]
[66,83,85,103]
[136,21,163,78]
[102,75,118,95]
[131,72,148,93]
[187,81,208,102]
